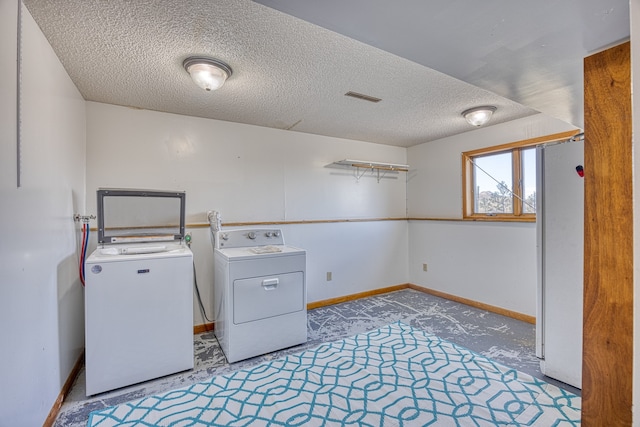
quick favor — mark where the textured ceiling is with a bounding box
[22,0,627,148]
[254,0,630,130]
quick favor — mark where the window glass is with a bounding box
[473,152,513,214]
[522,148,536,214]
[462,130,576,221]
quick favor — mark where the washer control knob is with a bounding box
[273,230,280,237]
[265,231,273,237]
[220,233,229,241]
[247,231,257,240]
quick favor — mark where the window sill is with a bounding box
[463,215,536,223]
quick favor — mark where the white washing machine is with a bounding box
[213,228,307,363]
[84,189,194,396]
[85,243,194,395]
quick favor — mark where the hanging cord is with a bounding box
[193,262,212,323]
[468,158,536,211]
[186,238,213,323]
[84,223,89,279]
[78,223,86,286]
[78,220,89,286]
[74,214,95,287]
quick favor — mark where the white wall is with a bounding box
[85,103,407,222]
[0,3,86,427]
[407,114,577,316]
[85,102,409,325]
[282,221,408,303]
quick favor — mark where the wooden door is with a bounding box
[582,41,633,426]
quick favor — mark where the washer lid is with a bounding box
[215,245,305,261]
[96,188,186,244]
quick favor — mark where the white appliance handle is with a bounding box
[262,278,279,290]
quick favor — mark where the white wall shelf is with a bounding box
[331,159,410,183]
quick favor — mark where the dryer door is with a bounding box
[233,271,304,324]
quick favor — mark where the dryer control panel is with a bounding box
[216,228,284,249]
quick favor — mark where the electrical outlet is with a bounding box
[326,272,332,281]
[422,263,428,272]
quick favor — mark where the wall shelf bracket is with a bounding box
[331,159,409,183]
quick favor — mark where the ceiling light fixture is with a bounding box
[462,106,497,127]
[183,56,232,91]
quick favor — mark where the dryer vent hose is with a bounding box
[207,210,222,249]
[207,210,222,232]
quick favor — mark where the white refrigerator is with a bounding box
[536,139,584,389]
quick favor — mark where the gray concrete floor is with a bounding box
[54,288,580,426]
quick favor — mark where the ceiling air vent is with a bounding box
[344,91,381,103]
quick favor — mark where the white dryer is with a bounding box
[213,228,307,363]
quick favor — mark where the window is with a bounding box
[462,131,579,221]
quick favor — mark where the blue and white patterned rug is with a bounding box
[88,322,580,426]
